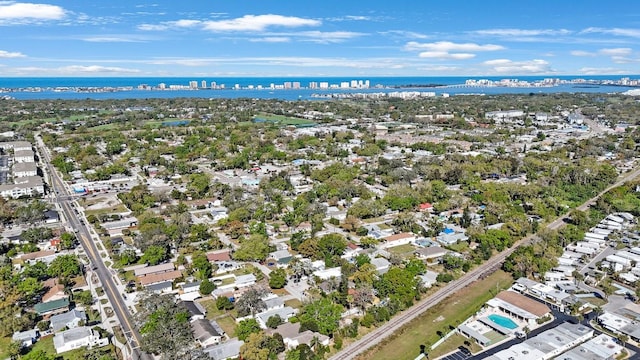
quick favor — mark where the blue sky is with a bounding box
[1,0,639,77]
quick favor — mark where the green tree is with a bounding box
[236,288,266,317]
[235,318,262,341]
[136,293,194,359]
[216,296,234,311]
[73,290,94,306]
[140,245,168,266]
[47,254,82,279]
[22,349,54,360]
[269,268,288,289]
[266,314,284,329]
[199,279,215,295]
[299,298,343,336]
[191,252,213,280]
[233,235,270,262]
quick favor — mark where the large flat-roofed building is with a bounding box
[0,176,44,199]
[486,290,551,326]
[560,333,623,360]
[14,149,35,163]
[13,161,37,177]
[485,323,593,360]
[0,141,32,151]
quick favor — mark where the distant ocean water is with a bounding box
[0,75,638,100]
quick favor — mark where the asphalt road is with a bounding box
[36,135,152,360]
[330,166,640,360]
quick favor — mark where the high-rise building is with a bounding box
[292,82,301,89]
[201,80,207,89]
[189,81,198,89]
[309,82,317,89]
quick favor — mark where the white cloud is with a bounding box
[599,47,633,56]
[297,31,364,44]
[473,28,572,37]
[327,15,372,21]
[380,30,429,39]
[418,51,475,59]
[0,50,25,58]
[582,27,640,38]
[144,56,411,70]
[418,65,459,72]
[405,41,503,60]
[406,41,504,52]
[249,37,291,43]
[58,65,141,73]
[201,14,319,32]
[139,14,320,33]
[0,2,66,22]
[137,23,168,31]
[611,56,640,64]
[81,36,147,43]
[570,50,596,57]
[6,65,141,75]
[482,59,552,74]
[579,67,630,75]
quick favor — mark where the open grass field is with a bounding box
[387,244,417,257]
[254,113,316,126]
[361,270,514,360]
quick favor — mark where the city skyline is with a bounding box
[1,0,640,77]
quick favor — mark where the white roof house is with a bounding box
[53,326,108,354]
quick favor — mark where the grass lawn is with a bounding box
[284,298,303,309]
[200,298,227,320]
[387,244,417,257]
[216,315,238,337]
[446,241,471,253]
[84,204,129,217]
[581,296,608,307]
[0,336,11,359]
[254,113,316,126]
[361,270,514,360]
[28,334,87,359]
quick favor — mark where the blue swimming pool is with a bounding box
[488,314,518,329]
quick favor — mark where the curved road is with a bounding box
[331,166,640,360]
[36,135,152,360]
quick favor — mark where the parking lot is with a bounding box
[441,349,472,360]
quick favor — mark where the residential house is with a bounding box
[50,309,86,332]
[34,298,70,317]
[268,249,293,266]
[380,232,416,249]
[263,296,285,311]
[418,271,439,288]
[12,329,39,347]
[53,326,108,354]
[414,247,448,262]
[19,250,57,266]
[370,257,391,275]
[191,319,223,347]
[267,322,330,350]
[42,283,68,304]
[202,338,244,360]
[146,281,173,294]
[255,307,297,329]
[418,203,434,213]
[134,262,175,277]
[341,243,362,260]
[138,270,182,287]
[207,250,231,263]
[179,300,206,321]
